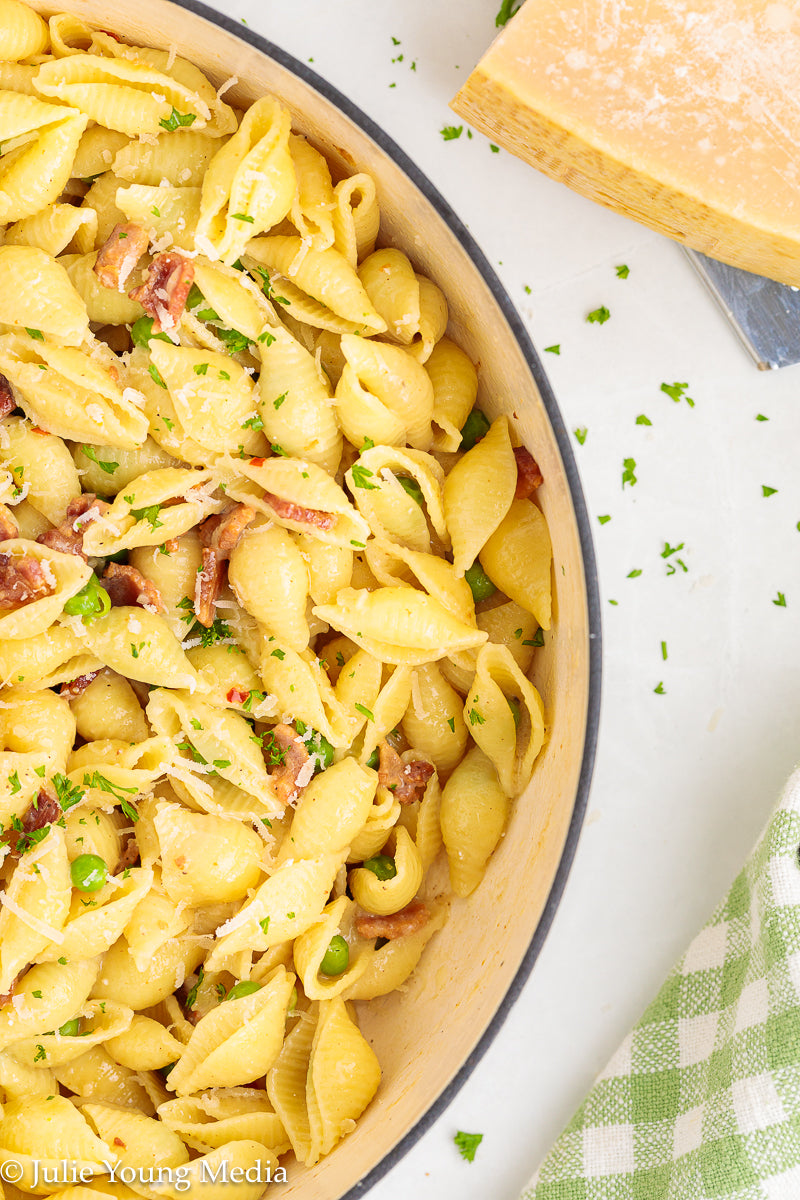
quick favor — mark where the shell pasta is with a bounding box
[0,0,553,1184]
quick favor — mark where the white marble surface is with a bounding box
[204,1,800,1194]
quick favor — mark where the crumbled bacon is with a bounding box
[226,687,249,705]
[194,504,255,628]
[0,506,19,541]
[37,494,110,560]
[0,552,56,609]
[513,447,543,499]
[129,251,195,332]
[355,901,430,941]
[0,374,15,419]
[378,743,435,805]
[102,563,165,613]
[3,785,62,856]
[60,671,100,699]
[93,222,149,291]
[267,722,311,805]
[262,491,335,531]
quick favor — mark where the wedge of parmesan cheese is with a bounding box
[452,0,800,284]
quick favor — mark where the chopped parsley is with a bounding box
[216,326,251,354]
[440,125,463,140]
[130,642,145,658]
[270,443,288,457]
[350,464,379,490]
[490,143,500,153]
[81,446,118,474]
[662,541,688,575]
[653,681,666,695]
[523,629,545,647]
[25,327,44,340]
[257,331,276,346]
[241,414,264,431]
[34,1045,47,1062]
[597,515,611,525]
[544,344,560,355]
[129,504,163,530]
[762,485,778,497]
[773,592,787,607]
[130,317,172,348]
[454,1130,483,1161]
[270,648,286,660]
[354,703,374,721]
[53,773,84,811]
[231,212,255,223]
[756,413,769,422]
[8,770,21,794]
[185,967,204,1009]
[627,568,642,578]
[242,689,266,712]
[615,264,630,279]
[661,641,668,660]
[273,392,287,410]
[573,427,587,445]
[635,414,652,426]
[193,362,209,376]
[621,457,637,488]
[148,363,168,389]
[259,916,270,935]
[446,717,455,732]
[586,306,610,324]
[468,708,485,726]
[159,108,197,132]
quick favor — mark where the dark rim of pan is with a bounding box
[138,1,603,1191]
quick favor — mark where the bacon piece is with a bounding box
[93,222,149,291]
[194,504,255,628]
[267,722,311,805]
[262,490,335,531]
[0,373,15,419]
[226,687,249,705]
[355,901,430,941]
[0,506,19,541]
[60,671,100,699]
[102,563,166,613]
[378,743,435,805]
[513,447,543,499]
[37,494,111,560]
[129,251,195,332]
[0,552,56,609]
[3,785,62,856]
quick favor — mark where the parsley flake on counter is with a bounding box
[756,413,769,422]
[661,641,668,660]
[440,125,463,141]
[573,427,587,445]
[544,344,560,354]
[621,457,637,488]
[627,568,642,578]
[773,592,787,607]
[495,0,521,25]
[635,414,652,426]
[661,541,688,574]
[597,515,611,525]
[762,485,778,497]
[586,305,610,324]
[660,380,694,407]
[615,264,630,278]
[490,143,500,152]
[454,1130,483,1161]
[654,682,666,695]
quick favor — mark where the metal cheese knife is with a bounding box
[683,249,800,370]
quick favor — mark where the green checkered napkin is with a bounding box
[523,768,800,1200]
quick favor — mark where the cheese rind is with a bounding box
[452,0,800,285]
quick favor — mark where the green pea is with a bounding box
[362,854,397,881]
[70,853,108,892]
[366,747,380,770]
[62,575,111,624]
[464,561,496,603]
[459,408,490,451]
[295,721,335,771]
[225,980,262,1002]
[319,935,349,977]
[398,476,424,506]
[58,1018,81,1037]
[507,697,521,728]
